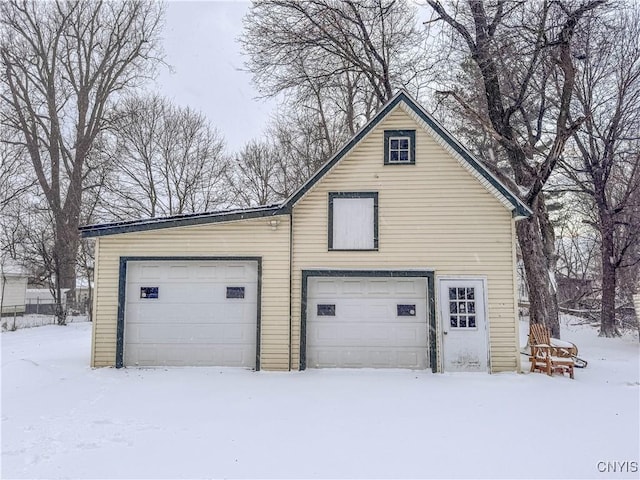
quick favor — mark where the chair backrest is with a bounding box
[530,323,551,345]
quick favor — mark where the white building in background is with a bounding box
[0,261,28,315]
[25,288,70,315]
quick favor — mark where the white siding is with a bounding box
[0,275,27,313]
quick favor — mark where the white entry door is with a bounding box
[439,278,488,372]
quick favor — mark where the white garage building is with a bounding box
[81,91,530,373]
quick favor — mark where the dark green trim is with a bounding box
[327,192,379,251]
[300,269,437,372]
[116,256,262,370]
[116,260,127,368]
[384,130,416,165]
[284,91,531,218]
[428,273,437,370]
[80,205,287,238]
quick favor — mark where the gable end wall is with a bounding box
[291,106,520,372]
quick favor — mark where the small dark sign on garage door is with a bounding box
[140,287,159,299]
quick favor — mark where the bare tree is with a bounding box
[269,105,348,195]
[0,0,163,324]
[101,94,227,220]
[0,135,34,212]
[554,197,599,283]
[227,140,281,208]
[243,0,432,160]
[228,103,345,208]
[558,6,640,336]
[425,0,606,337]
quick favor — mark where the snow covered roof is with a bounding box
[80,204,285,238]
[1,261,28,277]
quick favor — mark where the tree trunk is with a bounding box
[53,217,79,325]
[517,214,561,338]
[599,210,620,337]
[55,220,78,290]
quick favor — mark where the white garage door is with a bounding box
[124,260,258,368]
[306,276,428,369]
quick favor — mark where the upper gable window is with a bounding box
[328,192,378,251]
[384,130,416,165]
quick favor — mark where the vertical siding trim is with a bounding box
[288,212,294,371]
[483,277,492,372]
[90,238,100,368]
[511,218,522,372]
[115,256,263,370]
[299,270,436,372]
[256,259,262,371]
[300,270,308,370]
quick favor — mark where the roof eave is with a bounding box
[80,205,287,238]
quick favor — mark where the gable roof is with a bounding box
[80,91,531,238]
[282,90,531,218]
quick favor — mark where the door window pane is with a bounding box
[448,287,477,329]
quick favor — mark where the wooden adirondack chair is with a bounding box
[528,323,575,379]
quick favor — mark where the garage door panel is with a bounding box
[307,276,429,369]
[127,344,255,367]
[311,347,427,369]
[126,283,257,304]
[395,280,420,295]
[128,321,255,344]
[124,260,258,368]
[343,280,364,294]
[225,265,252,280]
[311,323,427,346]
[167,265,189,279]
[137,265,162,280]
[195,265,218,279]
[313,279,338,295]
[126,302,257,322]
[313,298,425,322]
[367,280,392,294]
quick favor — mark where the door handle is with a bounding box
[443,331,448,335]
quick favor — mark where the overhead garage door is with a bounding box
[306,276,428,369]
[124,260,258,368]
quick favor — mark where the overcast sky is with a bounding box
[153,1,277,153]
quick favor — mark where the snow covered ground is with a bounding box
[2,316,638,479]
[1,314,88,332]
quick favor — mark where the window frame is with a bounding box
[328,192,379,251]
[384,130,416,165]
